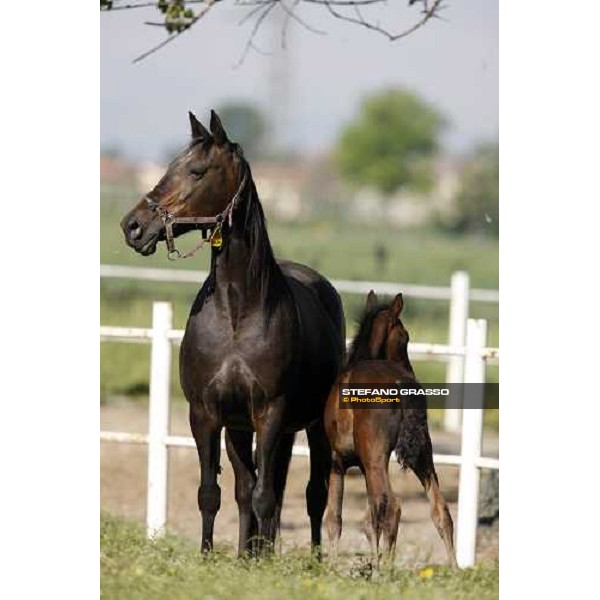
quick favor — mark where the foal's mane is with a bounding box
[346,304,388,367]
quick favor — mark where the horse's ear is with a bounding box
[210,109,230,146]
[189,111,210,141]
[366,290,378,311]
[390,293,404,320]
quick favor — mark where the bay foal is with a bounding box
[323,292,458,569]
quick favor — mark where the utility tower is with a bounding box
[267,9,292,155]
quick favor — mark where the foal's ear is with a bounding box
[210,109,230,146]
[366,290,378,311]
[188,111,210,141]
[390,293,404,319]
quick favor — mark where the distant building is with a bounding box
[252,162,309,221]
[347,156,462,228]
[100,152,463,230]
[136,162,166,196]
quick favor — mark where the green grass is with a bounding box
[101,206,499,418]
[101,512,499,600]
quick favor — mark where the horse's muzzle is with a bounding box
[122,215,143,241]
[120,211,161,255]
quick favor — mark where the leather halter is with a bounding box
[145,169,248,260]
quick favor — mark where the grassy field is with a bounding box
[101,512,499,600]
[101,206,499,415]
[102,207,499,287]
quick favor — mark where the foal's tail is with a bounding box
[395,397,435,480]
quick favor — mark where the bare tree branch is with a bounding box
[235,1,278,67]
[238,0,276,26]
[106,1,211,11]
[234,0,385,6]
[323,0,446,42]
[279,0,326,46]
[101,0,443,63]
[132,1,218,63]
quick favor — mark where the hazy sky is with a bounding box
[101,1,498,162]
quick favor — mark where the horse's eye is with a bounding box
[189,166,206,179]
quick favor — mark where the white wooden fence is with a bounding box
[100,301,499,568]
[100,264,499,303]
[100,264,498,433]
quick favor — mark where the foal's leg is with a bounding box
[190,407,222,553]
[383,494,401,565]
[363,495,401,570]
[413,456,458,569]
[422,469,458,569]
[364,460,399,571]
[224,428,257,557]
[324,455,345,564]
[363,498,376,564]
[363,465,384,571]
[306,421,332,558]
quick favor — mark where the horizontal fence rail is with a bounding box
[100,264,499,303]
[100,326,499,361]
[99,430,499,470]
[100,301,499,568]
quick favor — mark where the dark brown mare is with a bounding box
[121,111,345,556]
[323,292,457,569]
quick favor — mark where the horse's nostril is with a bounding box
[128,219,142,240]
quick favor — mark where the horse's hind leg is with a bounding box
[190,407,222,553]
[415,461,458,569]
[324,455,345,564]
[306,421,332,558]
[224,429,257,557]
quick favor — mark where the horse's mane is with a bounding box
[346,304,389,368]
[192,152,289,320]
[241,172,290,317]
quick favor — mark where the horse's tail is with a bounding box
[395,394,435,480]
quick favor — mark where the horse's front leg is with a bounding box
[252,397,285,555]
[224,428,257,557]
[306,420,332,559]
[273,433,295,552]
[190,405,222,553]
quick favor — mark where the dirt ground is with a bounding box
[101,398,498,567]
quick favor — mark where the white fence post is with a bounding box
[444,271,470,433]
[146,302,172,538]
[456,318,487,567]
